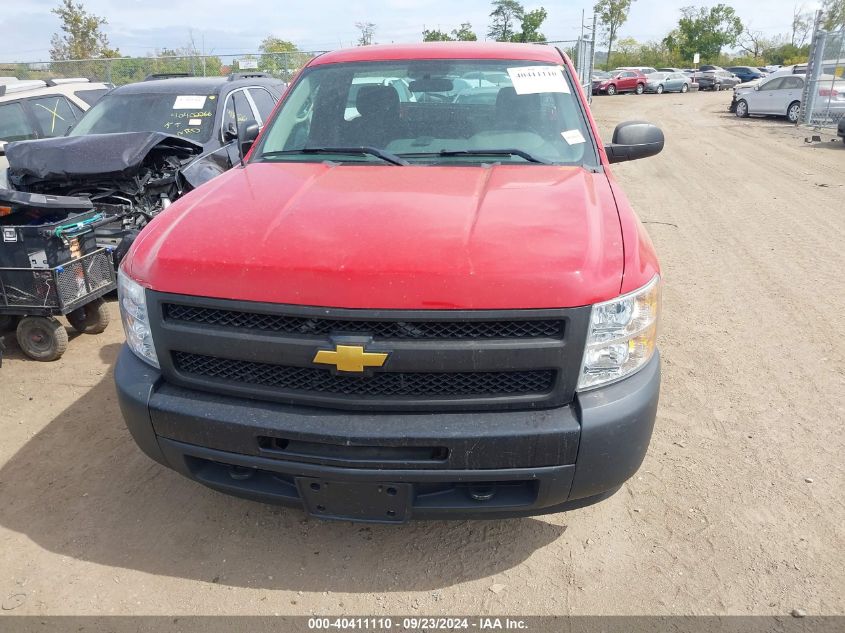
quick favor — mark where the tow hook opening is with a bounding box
[228,465,256,481]
[467,485,497,502]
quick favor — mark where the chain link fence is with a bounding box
[0,51,326,86]
[800,13,845,128]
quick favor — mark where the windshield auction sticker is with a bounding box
[507,66,569,95]
[173,95,207,109]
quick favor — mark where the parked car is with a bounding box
[726,66,767,83]
[697,70,741,91]
[734,74,845,123]
[114,41,665,522]
[593,69,647,95]
[3,73,286,259]
[644,72,693,94]
[616,66,658,75]
[0,77,110,173]
[733,75,805,122]
[699,65,724,72]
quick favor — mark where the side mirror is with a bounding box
[240,121,260,157]
[604,121,664,164]
[223,121,238,142]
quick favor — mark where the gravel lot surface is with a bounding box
[0,90,843,616]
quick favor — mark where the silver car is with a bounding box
[734,74,845,123]
[645,72,692,94]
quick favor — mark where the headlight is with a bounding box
[577,275,661,391]
[118,269,159,368]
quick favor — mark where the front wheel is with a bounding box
[16,317,68,362]
[736,99,749,118]
[635,83,644,95]
[715,83,722,92]
[67,298,110,335]
[606,84,617,96]
[656,85,664,94]
[681,83,689,93]
[787,101,801,123]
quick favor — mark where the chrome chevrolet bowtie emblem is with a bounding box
[313,344,388,373]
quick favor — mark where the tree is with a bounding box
[737,27,773,59]
[594,0,635,70]
[423,22,477,42]
[513,7,548,42]
[663,4,743,63]
[49,0,119,60]
[258,35,304,79]
[791,6,813,47]
[822,0,845,30]
[488,0,524,41]
[422,28,452,41]
[355,22,376,46]
[452,23,478,41]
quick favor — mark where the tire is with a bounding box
[787,101,801,124]
[715,83,722,92]
[67,297,110,335]
[0,315,17,332]
[16,317,68,362]
[681,83,689,93]
[606,84,617,96]
[736,99,749,118]
[656,85,664,94]
[635,83,644,95]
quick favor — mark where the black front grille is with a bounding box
[164,303,563,340]
[173,352,555,398]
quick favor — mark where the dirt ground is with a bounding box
[0,90,843,617]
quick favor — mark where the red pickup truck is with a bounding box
[116,42,664,522]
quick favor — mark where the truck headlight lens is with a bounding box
[118,269,159,368]
[577,275,660,390]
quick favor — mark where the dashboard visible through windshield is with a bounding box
[253,58,597,166]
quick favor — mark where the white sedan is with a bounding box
[734,75,805,122]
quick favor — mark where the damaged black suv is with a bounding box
[2,73,286,257]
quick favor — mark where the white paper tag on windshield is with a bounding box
[507,66,569,95]
[561,129,586,145]
[188,118,203,126]
[173,95,206,110]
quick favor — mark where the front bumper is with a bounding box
[116,346,660,521]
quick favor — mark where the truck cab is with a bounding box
[115,42,664,522]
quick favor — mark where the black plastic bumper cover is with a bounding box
[115,345,660,519]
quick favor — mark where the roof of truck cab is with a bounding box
[310,42,565,66]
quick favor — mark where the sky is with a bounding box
[0,0,824,62]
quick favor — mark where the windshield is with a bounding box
[69,92,218,142]
[253,58,597,166]
[648,73,669,81]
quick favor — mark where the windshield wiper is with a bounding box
[400,149,550,164]
[259,146,408,166]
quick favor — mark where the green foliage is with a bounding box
[512,8,548,42]
[423,22,478,42]
[422,29,453,41]
[453,23,478,41]
[258,36,305,80]
[488,0,524,41]
[663,4,744,63]
[50,0,119,60]
[594,0,635,69]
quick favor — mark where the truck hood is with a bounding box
[125,162,624,309]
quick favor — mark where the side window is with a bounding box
[0,102,36,141]
[222,89,253,138]
[782,77,803,90]
[28,95,79,137]
[762,78,784,91]
[247,87,277,124]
